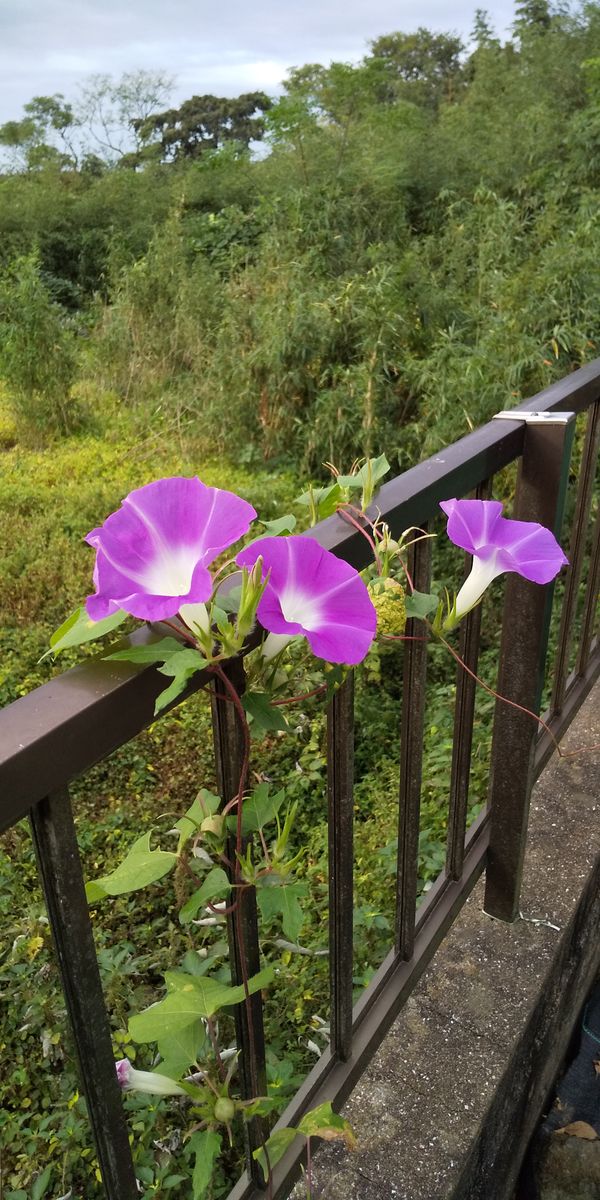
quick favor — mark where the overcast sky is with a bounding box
[0,0,517,125]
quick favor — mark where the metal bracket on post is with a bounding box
[483,409,576,922]
[493,410,575,425]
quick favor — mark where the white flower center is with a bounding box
[143,547,197,597]
[280,588,322,630]
[455,551,503,618]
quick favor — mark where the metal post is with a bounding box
[210,657,267,1185]
[327,672,354,1061]
[395,533,431,958]
[30,790,139,1199]
[484,413,575,921]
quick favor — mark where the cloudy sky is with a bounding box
[1,0,517,125]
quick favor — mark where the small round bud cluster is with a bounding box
[369,577,406,636]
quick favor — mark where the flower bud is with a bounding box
[214,1096,236,1123]
[115,1059,185,1096]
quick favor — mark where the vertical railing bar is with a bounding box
[576,495,600,676]
[210,657,267,1186]
[327,671,355,1062]
[551,400,600,712]
[395,531,431,960]
[446,478,492,881]
[29,789,138,1200]
[484,415,576,922]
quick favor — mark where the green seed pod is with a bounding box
[214,1096,236,1123]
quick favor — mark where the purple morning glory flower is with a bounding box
[115,1058,185,1096]
[236,535,377,665]
[85,476,256,622]
[440,497,568,624]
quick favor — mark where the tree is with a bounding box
[471,9,497,48]
[133,92,272,162]
[76,70,174,161]
[514,0,552,35]
[366,28,465,108]
[0,94,77,170]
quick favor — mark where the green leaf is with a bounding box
[155,649,208,714]
[188,1130,222,1200]
[85,832,177,902]
[404,590,439,620]
[296,483,345,519]
[297,1101,357,1149]
[257,879,308,942]
[239,783,286,834]
[337,454,390,491]
[106,636,184,664]
[42,606,127,660]
[174,789,221,853]
[261,514,297,535]
[156,1020,207,1080]
[243,691,289,734]
[129,965,274,1044]
[253,1127,299,1182]
[31,1165,53,1200]
[179,867,231,924]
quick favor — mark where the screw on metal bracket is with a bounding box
[493,410,576,425]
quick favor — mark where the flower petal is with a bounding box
[492,518,569,583]
[237,536,376,665]
[85,477,256,621]
[441,496,568,625]
[440,498,504,556]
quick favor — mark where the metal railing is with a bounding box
[1,359,599,1200]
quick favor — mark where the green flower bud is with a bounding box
[214,1096,236,1123]
[200,814,224,837]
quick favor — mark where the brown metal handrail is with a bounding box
[1,357,599,1200]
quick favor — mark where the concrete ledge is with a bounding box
[293,685,600,1200]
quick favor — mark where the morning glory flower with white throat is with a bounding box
[440,497,568,628]
[115,1058,186,1096]
[85,476,256,622]
[236,535,377,665]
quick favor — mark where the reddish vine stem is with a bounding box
[162,618,201,648]
[338,507,382,572]
[271,683,328,706]
[432,628,595,758]
[209,663,260,1102]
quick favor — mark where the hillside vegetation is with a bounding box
[1,0,599,466]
